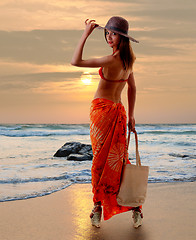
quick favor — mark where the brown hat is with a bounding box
[97,16,139,43]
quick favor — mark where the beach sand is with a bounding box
[0,182,195,240]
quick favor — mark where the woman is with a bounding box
[71,16,143,228]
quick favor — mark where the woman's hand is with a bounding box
[128,116,136,132]
[71,19,113,68]
[83,19,98,37]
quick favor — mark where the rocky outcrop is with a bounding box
[54,142,93,161]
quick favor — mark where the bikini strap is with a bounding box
[99,67,128,82]
[112,49,118,55]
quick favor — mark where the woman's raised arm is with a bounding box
[71,19,115,68]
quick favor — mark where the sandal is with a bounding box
[90,204,102,228]
[132,207,143,228]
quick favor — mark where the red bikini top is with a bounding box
[99,67,128,83]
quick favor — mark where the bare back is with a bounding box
[94,51,132,103]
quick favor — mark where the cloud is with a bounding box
[0,60,99,77]
[0,30,82,64]
[0,0,195,123]
[0,29,113,65]
[0,0,142,31]
[0,27,193,69]
[0,1,195,67]
[0,70,97,91]
[0,72,74,92]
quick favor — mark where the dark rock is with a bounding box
[54,141,93,161]
[87,150,93,157]
[67,154,92,161]
[78,144,92,154]
[54,142,82,157]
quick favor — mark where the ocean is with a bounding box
[0,124,195,202]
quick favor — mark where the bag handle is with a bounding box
[127,129,141,166]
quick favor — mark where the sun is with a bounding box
[81,72,92,85]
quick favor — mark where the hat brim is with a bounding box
[96,25,139,43]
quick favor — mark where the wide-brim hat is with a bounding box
[97,16,139,43]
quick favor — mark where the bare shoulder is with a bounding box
[100,54,118,67]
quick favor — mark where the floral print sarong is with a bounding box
[90,98,135,220]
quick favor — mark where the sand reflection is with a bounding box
[70,184,148,240]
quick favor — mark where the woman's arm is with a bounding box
[127,72,136,132]
[71,19,115,68]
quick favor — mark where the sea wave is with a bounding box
[0,183,72,202]
[169,153,196,160]
[0,128,90,137]
[140,130,196,135]
[0,130,90,137]
[0,169,91,184]
[148,176,196,183]
[0,124,89,130]
[0,124,195,137]
[1,176,195,203]
[0,123,195,202]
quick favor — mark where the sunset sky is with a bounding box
[0,0,195,124]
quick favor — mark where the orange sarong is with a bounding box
[90,98,135,220]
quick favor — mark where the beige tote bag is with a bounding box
[117,130,149,207]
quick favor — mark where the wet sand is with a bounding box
[0,182,195,240]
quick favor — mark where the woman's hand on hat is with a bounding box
[84,19,98,37]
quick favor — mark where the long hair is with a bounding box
[104,30,136,71]
[118,36,136,71]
